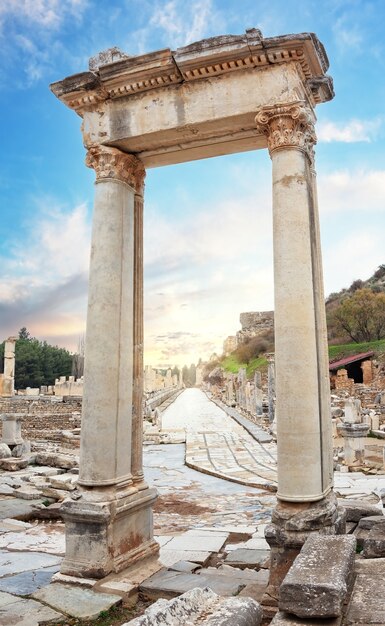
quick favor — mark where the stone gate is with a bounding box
[51,28,337,581]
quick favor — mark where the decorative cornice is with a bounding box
[255,101,316,160]
[85,146,145,194]
[50,30,334,115]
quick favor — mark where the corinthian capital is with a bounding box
[255,102,316,160]
[85,145,145,194]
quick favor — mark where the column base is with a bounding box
[60,485,159,578]
[261,491,346,611]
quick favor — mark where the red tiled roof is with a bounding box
[329,351,374,371]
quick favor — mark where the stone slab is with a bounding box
[164,532,227,552]
[354,557,385,573]
[338,499,383,522]
[32,582,121,619]
[0,564,59,595]
[0,591,18,607]
[279,535,356,618]
[0,498,43,521]
[0,597,65,624]
[126,586,262,626]
[271,611,341,626]
[160,549,212,567]
[362,519,385,558]
[346,574,385,624]
[140,569,246,601]
[225,548,270,569]
[0,549,61,577]
[0,526,65,555]
[169,560,201,573]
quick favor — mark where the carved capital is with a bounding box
[255,102,316,160]
[86,146,145,194]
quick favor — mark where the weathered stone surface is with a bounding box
[271,611,341,626]
[279,535,356,618]
[140,569,246,600]
[0,564,59,595]
[0,457,28,470]
[0,443,11,459]
[160,549,212,567]
[362,519,385,558]
[0,597,65,625]
[35,452,78,469]
[0,549,61,577]
[169,561,201,573]
[0,498,43,521]
[125,587,262,625]
[354,557,385,573]
[32,582,121,619]
[225,548,270,569]
[338,499,383,522]
[346,573,385,624]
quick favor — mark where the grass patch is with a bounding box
[328,339,385,362]
[221,354,267,378]
[246,356,268,378]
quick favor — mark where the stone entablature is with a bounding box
[51,29,333,168]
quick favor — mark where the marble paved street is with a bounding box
[161,389,278,490]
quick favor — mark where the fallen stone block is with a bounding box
[125,586,262,625]
[31,502,63,520]
[346,573,385,624]
[362,519,385,558]
[338,499,383,522]
[270,611,341,626]
[0,444,11,459]
[0,457,28,471]
[279,534,356,618]
[16,486,44,500]
[48,474,77,491]
[35,452,78,469]
[354,515,385,549]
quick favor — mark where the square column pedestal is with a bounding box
[60,146,159,578]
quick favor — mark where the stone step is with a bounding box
[279,534,356,618]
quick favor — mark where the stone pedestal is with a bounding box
[262,492,345,608]
[1,413,23,445]
[60,146,158,579]
[337,422,370,467]
[1,337,17,397]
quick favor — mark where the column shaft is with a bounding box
[131,191,145,483]
[79,177,134,487]
[256,101,333,502]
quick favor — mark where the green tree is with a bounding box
[0,328,73,389]
[333,288,385,343]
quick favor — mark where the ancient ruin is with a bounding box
[49,28,337,586]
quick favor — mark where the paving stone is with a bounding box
[0,498,43,521]
[0,591,18,607]
[169,560,201,573]
[140,568,246,600]
[16,486,44,500]
[279,535,356,618]
[0,518,32,533]
[0,597,65,624]
[225,548,270,569]
[346,574,385,624]
[0,526,65,555]
[32,582,121,619]
[0,549,61,577]
[127,586,262,625]
[0,485,14,496]
[160,549,212,567]
[165,532,227,552]
[52,572,97,587]
[354,557,385,573]
[0,564,59,595]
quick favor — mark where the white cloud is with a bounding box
[317,118,382,143]
[0,200,91,348]
[149,0,225,48]
[318,169,385,212]
[0,0,87,31]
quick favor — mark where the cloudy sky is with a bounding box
[0,0,384,367]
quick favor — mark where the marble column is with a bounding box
[60,146,158,578]
[1,337,17,397]
[256,102,340,604]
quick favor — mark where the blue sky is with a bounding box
[0,0,384,366]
